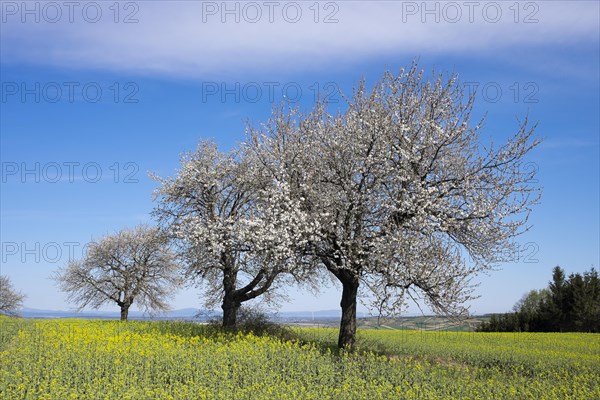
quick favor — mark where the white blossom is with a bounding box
[246,63,540,347]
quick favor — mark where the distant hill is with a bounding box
[17,308,347,320]
[17,308,489,331]
[19,307,208,320]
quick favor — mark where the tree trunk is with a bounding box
[221,252,240,330]
[338,276,359,349]
[120,305,129,321]
[222,296,240,329]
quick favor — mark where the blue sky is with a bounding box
[1,1,598,316]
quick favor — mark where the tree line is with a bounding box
[2,63,542,349]
[477,266,600,332]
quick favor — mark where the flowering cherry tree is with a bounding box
[152,141,316,328]
[247,64,541,348]
[53,225,180,321]
[0,275,26,316]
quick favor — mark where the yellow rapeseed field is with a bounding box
[1,317,598,399]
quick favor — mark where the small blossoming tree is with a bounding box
[53,225,180,321]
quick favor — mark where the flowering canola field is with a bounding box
[1,317,598,399]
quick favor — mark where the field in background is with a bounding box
[360,316,488,332]
[1,317,598,399]
[282,315,489,332]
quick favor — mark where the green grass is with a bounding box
[1,317,598,399]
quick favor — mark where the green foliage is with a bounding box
[478,266,600,332]
[513,289,550,315]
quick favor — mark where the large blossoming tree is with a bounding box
[247,64,541,349]
[152,141,316,328]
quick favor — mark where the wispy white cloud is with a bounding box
[1,1,597,79]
